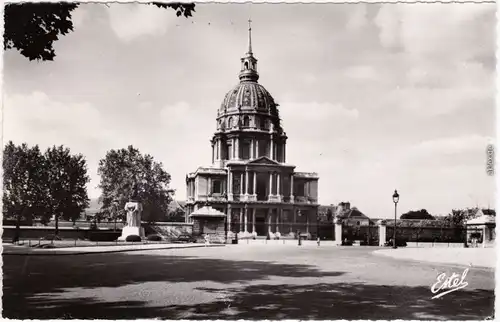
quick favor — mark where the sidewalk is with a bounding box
[374,247,496,269]
[2,242,224,256]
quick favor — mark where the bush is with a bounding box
[125,235,142,242]
[147,234,162,241]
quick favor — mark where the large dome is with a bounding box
[214,21,284,136]
[219,82,276,114]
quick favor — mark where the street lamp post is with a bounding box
[316,211,320,246]
[392,190,399,249]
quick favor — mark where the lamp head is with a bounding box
[392,190,400,204]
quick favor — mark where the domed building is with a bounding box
[185,22,319,240]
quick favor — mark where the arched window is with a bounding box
[227,117,233,128]
[260,116,267,130]
[244,61,249,70]
[243,116,250,127]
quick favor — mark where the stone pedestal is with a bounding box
[119,226,145,240]
[334,218,342,246]
[378,220,387,246]
[118,201,145,241]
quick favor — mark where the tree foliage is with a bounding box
[97,146,174,224]
[4,2,196,61]
[2,141,47,226]
[166,207,186,223]
[400,209,435,220]
[44,145,91,232]
[3,142,90,236]
[447,208,477,228]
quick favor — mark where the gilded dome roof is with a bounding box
[219,81,276,113]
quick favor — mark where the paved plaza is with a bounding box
[3,245,495,320]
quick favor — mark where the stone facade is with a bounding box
[185,23,319,239]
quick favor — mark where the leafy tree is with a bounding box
[166,208,186,223]
[3,141,47,241]
[4,2,195,61]
[44,145,90,235]
[325,208,333,222]
[447,208,477,227]
[400,209,435,220]
[97,145,174,224]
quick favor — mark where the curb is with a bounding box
[2,244,225,256]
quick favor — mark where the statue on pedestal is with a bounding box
[125,201,142,227]
[118,184,145,241]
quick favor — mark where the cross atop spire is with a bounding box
[239,19,259,82]
[247,19,253,54]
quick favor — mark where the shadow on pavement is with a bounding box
[3,251,344,319]
[4,282,494,320]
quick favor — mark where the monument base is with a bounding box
[118,226,145,241]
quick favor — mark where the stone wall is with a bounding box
[3,222,194,241]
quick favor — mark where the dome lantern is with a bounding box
[239,19,259,83]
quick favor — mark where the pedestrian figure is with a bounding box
[317,237,320,246]
[204,234,210,246]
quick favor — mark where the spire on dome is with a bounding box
[247,19,253,54]
[239,19,259,82]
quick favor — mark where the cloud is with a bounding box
[159,101,216,195]
[374,4,495,61]
[107,3,178,42]
[3,91,118,198]
[280,101,359,123]
[344,65,377,80]
[3,91,113,146]
[409,135,494,157]
[345,4,368,31]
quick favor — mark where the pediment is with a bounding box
[247,156,280,165]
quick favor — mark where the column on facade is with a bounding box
[268,172,274,197]
[268,208,272,233]
[240,172,244,196]
[252,171,257,195]
[255,140,260,158]
[194,178,198,200]
[250,140,255,159]
[218,140,222,160]
[231,138,236,160]
[283,143,286,163]
[228,171,233,197]
[235,138,240,159]
[227,205,232,233]
[276,208,280,233]
[276,173,281,196]
[270,137,274,160]
[239,208,243,232]
[244,207,248,233]
[290,174,294,202]
[245,170,249,195]
[207,177,212,196]
[252,208,256,233]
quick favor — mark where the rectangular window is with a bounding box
[259,140,267,158]
[212,180,222,194]
[241,142,251,160]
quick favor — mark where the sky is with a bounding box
[3,3,496,219]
